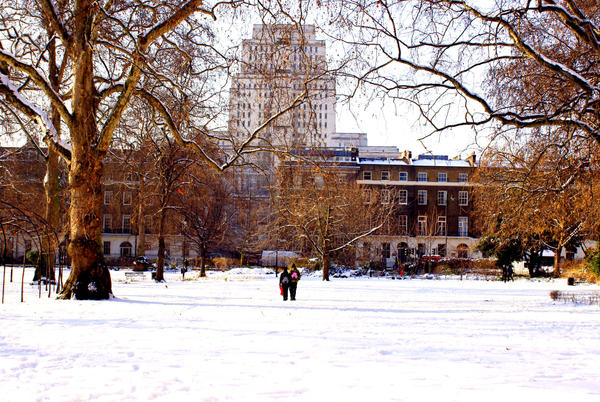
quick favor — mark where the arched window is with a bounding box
[457,244,469,259]
[120,242,132,257]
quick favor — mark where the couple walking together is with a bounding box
[279,264,301,301]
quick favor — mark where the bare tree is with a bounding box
[274,157,393,280]
[329,1,600,150]
[178,164,234,277]
[0,1,325,299]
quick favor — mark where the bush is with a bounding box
[585,249,600,277]
[25,249,40,265]
[562,260,598,284]
[211,257,239,270]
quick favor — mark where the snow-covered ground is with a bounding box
[1,267,599,401]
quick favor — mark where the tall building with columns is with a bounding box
[229,24,337,149]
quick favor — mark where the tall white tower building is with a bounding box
[229,24,337,149]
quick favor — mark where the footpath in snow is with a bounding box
[1,267,599,401]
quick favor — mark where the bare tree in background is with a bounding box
[329,1,600,149]
[178,164,234,277]
[274,159,393,280]
[0,1,326,299]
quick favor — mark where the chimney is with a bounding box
[466,152,477,167]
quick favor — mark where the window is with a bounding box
[104,191,112,205]
[381,189,391,204]
[457,243,469,258]
[418,172,427,182]
[103,214,112,232]
[381,171,390,181]
[103,241,111,256]
[437,216,447,236]
[314,175,324,188]
[438,244,447,257]
[458,217,468,237]
[399,190,408,205]
[399,215,408,235]
[437,191,447,206]
[123,191,132,206]
[458,173,468,182]
[417,216,427,236]
[363,171,372,180]
[459,191,469,206]
[418,190,427,205]
[122,215,131,233]
[399,172,408,181]
[382,243,391,259]
[438,172,447,182]
[119,242,132,257]
[363,189,372,204]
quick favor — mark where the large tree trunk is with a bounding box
[59,147,112,299]
[554,245,563,278]
[322,252,330,281]
[34,36,61,283]
[58,25,112,299]
[155,209,167,282]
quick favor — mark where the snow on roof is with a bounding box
[542,250,555,257]
[411,159,471,167]
[359,159,410,166]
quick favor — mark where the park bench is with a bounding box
[124,271,145,281]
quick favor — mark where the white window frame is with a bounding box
[437,191,447,206]
[399,190,408,205]
[437,216,447,236]
[122,215,131,233]
[458,217,468,237]
[363,171,372,180]
[104,191,112,205]
[103,214,112,232]
[123,191,132,206]
[103,241,111,256]
[399,215,408,235]
[417,172,427,182]
[381,189,391,204]
[417,190,427,205]
[459,191,469,206]
[399,171,408,181]
[458,173,468,182]
[417,216,427,236]
[381,171,390,181]
[438,172,447,182]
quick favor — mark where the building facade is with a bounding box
[229,24,337,148]
[355,153,479,267]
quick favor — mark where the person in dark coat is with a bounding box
[279,266,292,301]
[289,263,301,301]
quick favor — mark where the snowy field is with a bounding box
[1,267,600,402]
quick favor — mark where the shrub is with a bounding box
[25,249,40,265]
[211,257,239,270]
[585,249,600,277]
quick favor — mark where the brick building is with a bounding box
[356,152,479,267]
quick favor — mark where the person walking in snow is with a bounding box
[289,263,301,301]
[279,266,292,301]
